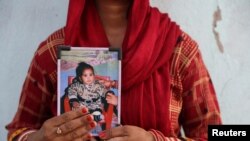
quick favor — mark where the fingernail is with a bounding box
[99,131,106,138]
[87,134,92,139]
[90,122,96,128]
[82,108,87,114]
[86,115,92,122]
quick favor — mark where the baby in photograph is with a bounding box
[67,62,118,130]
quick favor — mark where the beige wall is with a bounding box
[1,0,250,139]
[151,0,250,124]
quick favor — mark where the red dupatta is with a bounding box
[65,0,181,136]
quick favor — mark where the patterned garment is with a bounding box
[67,80,107,111]
[5,29,221,141]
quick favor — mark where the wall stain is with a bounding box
[213,6,224,53]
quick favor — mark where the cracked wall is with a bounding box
[213,6,224,53]
[151,0,250,125]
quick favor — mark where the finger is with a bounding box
[106,97,111,101]
[106,96,112,99]
[73,133,92,141]
[47,107,89,126]
[63,122,96,140]
[106,93,113,96]
[58,122,96,141]
[99,80,104,83]
[106,136,128,141]
[58,121,96,141]
[106,96,113,101]
[99,126,129,139]
[59,114,95,134]
[106,100,113,105]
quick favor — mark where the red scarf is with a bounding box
[65,0,181,136]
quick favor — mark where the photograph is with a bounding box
[58,47,121,136]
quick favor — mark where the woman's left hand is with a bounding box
[98,125,155,141]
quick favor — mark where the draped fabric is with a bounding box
[65,0,181,136]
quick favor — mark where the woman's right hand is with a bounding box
[27,107,96,141]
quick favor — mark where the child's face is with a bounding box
[81,69,94,84]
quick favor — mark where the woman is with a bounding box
[6,0,222,141]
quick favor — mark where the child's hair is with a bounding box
[75,62,95,83]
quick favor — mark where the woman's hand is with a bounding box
[27,108,96,141]
[106,93,118,106]
[98,125,155,141]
